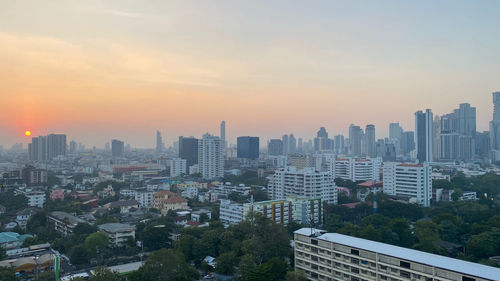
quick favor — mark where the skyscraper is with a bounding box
[268,139,284,156]
[179,136,199,167]
[365,124,376,157]
[282,134,289,155]
[433,116,441,161]
[400,131,415,155]
[237,136,259,159]
[440,104,476,161]
[334,134,345,154]
[28,134,67,161]
[415,109,433,163]
[289,134,297,154]
[490,92,500,153]
[220,121,226,144]
[198,134,225,179]
[156,130,163,153]
[111,139,124,157]
[314,127,333,151]
[349,124,362,156]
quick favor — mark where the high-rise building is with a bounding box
[389,122,403,154]
[156,130,163,153]
[349,124,362,156]
[28,134,67,161]
[476,131,490,158]
[297,138,303,152]
[433,116,441,161]
[383,162,432,207]
[220,120,226,145]
[111,139,124,157]
[314,127,333,151]
[268,139,283,156]
[400,131,415,155]
[289,134,297,154]
[268,166,337,204]
[415,109,433,163]
[294,228,500,281]
[334,134,345,154]
[282,134,289,155]
[329,157,381,182]
[237,136,259,159]
[69,140,77,154]
[439,104,476,161]
[490,92,500,155]
[365,125,376,158]
[198,134,224,179]
[179,137,199,168]
[169,158,187,177]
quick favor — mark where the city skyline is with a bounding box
[1,1,499,147]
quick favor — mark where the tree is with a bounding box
[215,252,237,275]
[85,232,109,256]
[129,249,198,281]
[285,270,308,281]
[0,247,6,260]
[388,218,413,247]
[0,267,16,281]
[413,221,442,254]
[70,244,89,265]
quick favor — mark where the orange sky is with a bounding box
[0,1,498,147]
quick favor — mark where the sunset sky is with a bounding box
[1,1,499,148]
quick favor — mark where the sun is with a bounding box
[25,130,31,136]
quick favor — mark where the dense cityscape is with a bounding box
[0,92,499,281]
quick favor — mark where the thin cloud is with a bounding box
[100,9,144,18]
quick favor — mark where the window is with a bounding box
[351,249,360,256]
[311,239,318,245]
[462,277,476,281]
[399,261,411,269]
[400,271,410,279]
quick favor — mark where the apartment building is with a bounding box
[383,163,432,207]
[294,228,500,281]
[329,157,381,182]
[98,223,135,246]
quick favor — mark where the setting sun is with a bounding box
[25,130,31,136]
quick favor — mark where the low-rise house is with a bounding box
[191,209,212,222]
[48,211,87,236]
[153,191,188,215]
[98,223,135,246]
[16,207,41,229]
[50,189,65,201]
[104,200,140,214]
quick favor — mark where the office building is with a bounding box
[169,158,187,177]
[156,130,163,153]
[334,135,345,154]
[69,140,77,153]
[476,131,490,158]
[290,154,309,170]
[389,122,403,154]
[400,131,415,155]
[294,228,500,281]
[268,166,337,204]
[415,109,433,163]
[268,139,284,156]
[383,162,432,207]
[314,127,333,151]
[365,125,376,158]
[178,136,199,167]
[329,157,381,182]
[439,104,476,161]
[198,134,225,179]
[111,139,124,157]
[490,92,500,157]
[237,136,259,159]
[98,223,135,246]
[349,124,362,156]
[282,134,289,155]
[289,134,297,154]
[433,116,441,161]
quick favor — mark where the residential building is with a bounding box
[48,211,87,236]
[383,163,432,207]
[16,207,40,229]
[135,190,154,208]
[329,157,381,182]
[153,190,188,214]
[169,158,187,177]
[25,191,46,208]
[290,154,309,170]
[334,135,345,154]
[156,130,163,153]
[198,134,224,179]
[104,200,140,214]
[181,186,199,199]
[50,189,65,201]
[28,134,67,161]
[219,199,244,227]
[349,124,362,156]
[98,223,135,246]
[415,109,433,163]
[314,127,333,152]
[294,228,500,281]
[268,166,337,204]
[237,136,259,159]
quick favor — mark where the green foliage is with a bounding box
[70,244,89,265]
[222,171,268,186]
[466,228,500,260]
[88,267,125,281]
[129,249,198,281]
[215,252,237,275]
[85,232,109,255]
[0,248,6,260]
[136,216,175,251]
[0,267,17,281]
[0,191,27,214]
[285,270,308,281]
[413,221,443,254]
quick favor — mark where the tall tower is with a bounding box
[415,109,433,163]
[156,130,163,153]
[490,92,500,152]
[365,125,376,158]
[349,124,362,156]
[220,121,226,144]
[198,134,224,179]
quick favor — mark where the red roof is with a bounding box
[357,181,383,188]
[397,163,423,167]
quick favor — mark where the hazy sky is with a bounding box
[1,1,499,148]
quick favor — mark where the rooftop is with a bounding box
[295,228,500,280]
[49,211,86,226]
[98,223,135,233]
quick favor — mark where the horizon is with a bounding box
[1,1,499,147]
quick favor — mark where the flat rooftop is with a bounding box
[295,228,500,280]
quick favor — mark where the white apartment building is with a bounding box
[198,134,225,179]
[268,167,337,204]
[98,223,135,246]
[169,158,187,178]
[383,163,432,207]
[26,191,46,208]
[219,199,244,227]
[329,157,381,182]
[294,228,500,281]
[120,189,136,198]
[181,186,199,199]
[134,190,154,208]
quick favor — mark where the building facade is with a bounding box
[198,134,225,179]
[415,109,433,163]
[383,163,432,207]
[329,157,381,182]
[237,136,260,159]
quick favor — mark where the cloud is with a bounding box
[100,9,144,18]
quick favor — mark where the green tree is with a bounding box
[84,232,109,255]
[215,252,237,275]
[413,221,442,254]
[285,270,308,281]
[0,267,17,281]
[129,249,198,281]
[388,218,413,247]
[70,244,89,265]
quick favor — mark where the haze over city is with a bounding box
[1,1,500,147]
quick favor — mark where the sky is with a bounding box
[0,0,499,148]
